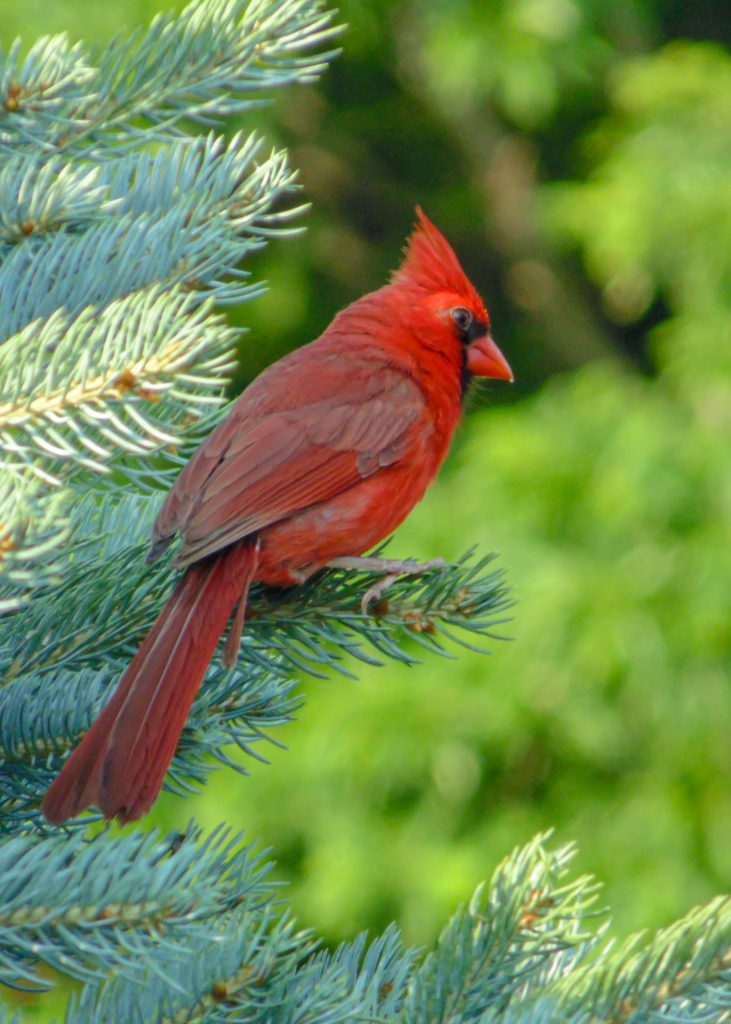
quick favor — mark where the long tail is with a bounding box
[42,541,259,825]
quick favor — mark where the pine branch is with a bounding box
[63,914,415,1023]
[104,131,304,236]
[246,547,512,671]
[0,135,301,342]
[65,905,312,1024]
[0,0,339,609]
[0,35,96,154]
[402,834,603,1023]
[0,512,510,686]
[555,896,731,1022]
[0,823,274,992]
[0,131,311,605]
[0,0,340,156]
[0,469,70,612]
[0,155,115,244]
[0,286,237,484]
[4,832,727,1020]
[0,490,509,830]
[0,659,302,835]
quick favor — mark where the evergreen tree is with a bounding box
[0,1,729,1019]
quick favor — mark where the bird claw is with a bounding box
[360,574,400,614]
[327,555,446,614]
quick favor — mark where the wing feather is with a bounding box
[180,446,360,563]
[160,355,428,567]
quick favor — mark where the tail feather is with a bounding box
[42,542,259,825]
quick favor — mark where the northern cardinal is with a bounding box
[42,208,512,825]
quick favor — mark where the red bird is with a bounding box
[42,208,512,825]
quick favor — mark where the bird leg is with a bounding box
[327,555,446,613]
[222,592,248,668]
[222,540,260,669]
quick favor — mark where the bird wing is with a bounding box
[153,350,429,566]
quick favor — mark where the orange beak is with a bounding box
[466,333,513,381]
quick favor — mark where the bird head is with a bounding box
[392,207,513,382]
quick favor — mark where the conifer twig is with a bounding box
[0,0,340,156]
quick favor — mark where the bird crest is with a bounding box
[393,207,484,311]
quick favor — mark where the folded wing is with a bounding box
[152,351,429,566]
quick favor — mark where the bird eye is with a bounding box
[451,307,474,336]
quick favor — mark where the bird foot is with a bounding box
[327,555,446,613]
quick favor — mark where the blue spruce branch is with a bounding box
[0,0,340,155]
[0,471,70,612]
[0,823,275,991]
[0,0,339,606]
[2,831,728,1020]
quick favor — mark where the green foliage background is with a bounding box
[4,0,730,1008]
